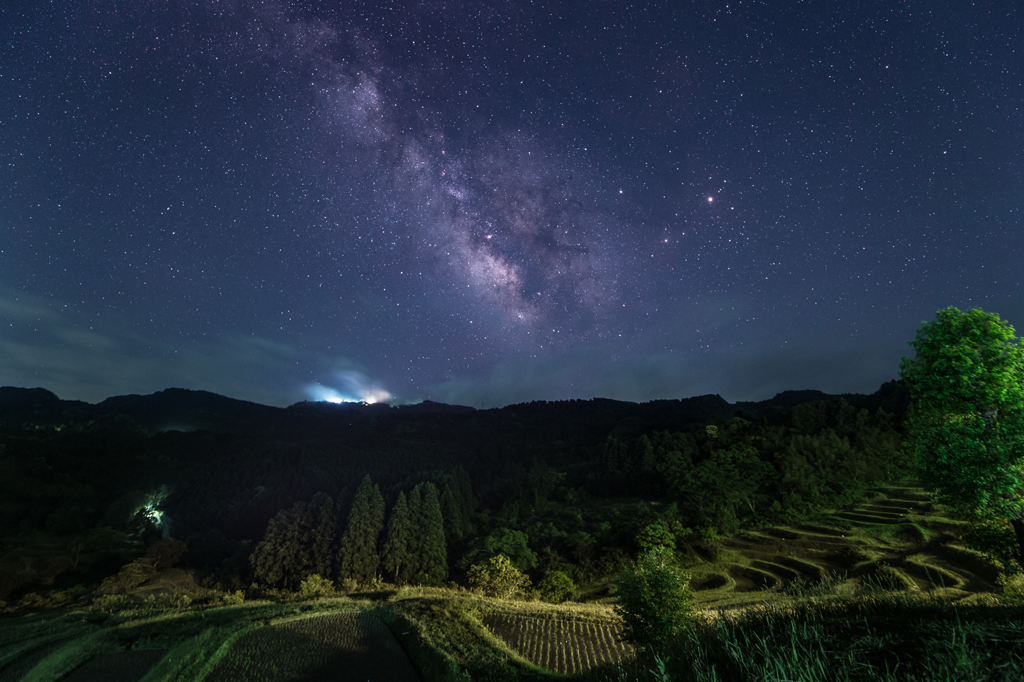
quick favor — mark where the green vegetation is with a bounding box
[584,597,1024,682]
[467,554,532,599]
[615,547,695,655]
[900,306,1024,571]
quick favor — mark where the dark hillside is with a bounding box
[0,381,910,602]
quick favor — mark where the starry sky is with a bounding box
[1,1,1021,409]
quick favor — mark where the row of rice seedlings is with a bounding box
[203,613,359,682]
[481,613,633,675]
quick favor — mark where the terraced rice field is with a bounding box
[205,611,419,682]
[62,648,169,682]
[0,637,78,682]
[481,614,632,675]
[688,484,1002,607]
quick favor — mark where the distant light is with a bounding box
[307,385,355,404]
[707,196,714,203]
[306,376,394,405]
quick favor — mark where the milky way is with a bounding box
[0,1,1020,407]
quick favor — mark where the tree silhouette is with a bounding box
[413,482,448,583]
[337,475,385,585]
[382,491,414,583]
[250,500,314,590]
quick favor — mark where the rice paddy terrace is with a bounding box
[480,612,632,676]
[686,483,1001,607]
[0,484,1007,681]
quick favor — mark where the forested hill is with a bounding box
[0,381,910,600]
[0,381,909,439]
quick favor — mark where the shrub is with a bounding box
[93,594,130,613]
[142,593,193,610]
[536,569,577,603]
[467,554,532,599]
[998,574,1024,604]
[615,546,695,655]
[99,558,155,595]
[222,590,245,605]
[298,573,336,599]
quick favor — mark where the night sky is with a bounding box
[1,1,1021,408]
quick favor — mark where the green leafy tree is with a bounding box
[536,569,577,603]
[382,491,414,583]
[636,523,676,552]
[900,307,1024,569]
[459,527,537,571]
[615,546,695,655]
[337,475,385,585]
[467,554,532,599]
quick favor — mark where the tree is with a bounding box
[459,527,537,572]
[250,501,314,590]
[308,492,338,579]
[440,482,466,545]
[414,482,448,583]
[636,523,676,552]
[382,491,414,583]
[900,307,1024,569]
[337,475,385,585]
[615,546,695,655]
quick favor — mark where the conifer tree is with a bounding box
[417,482,448,582]
[382,491,414,583]
[337,475,385,585]
[453,465,476,524]
[440,481,465,545]
[250,500,314,590]
[308,492,338,579]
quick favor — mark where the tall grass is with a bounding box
[583,594,1024,681]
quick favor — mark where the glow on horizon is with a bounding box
[306,373,394,405]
